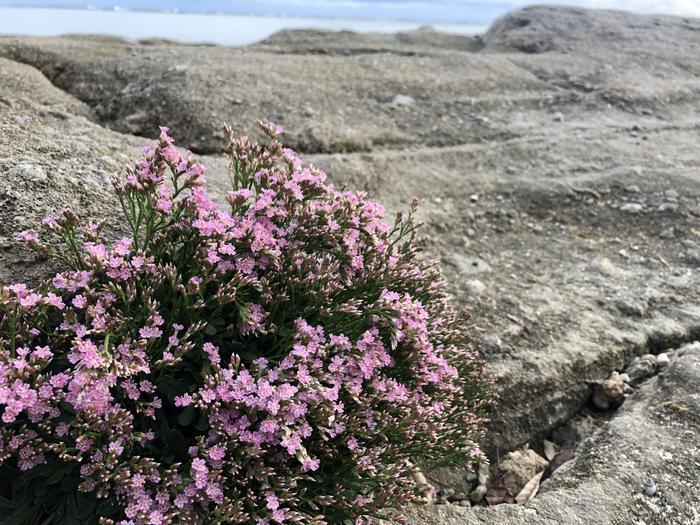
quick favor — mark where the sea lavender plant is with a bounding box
[0,122,489,524]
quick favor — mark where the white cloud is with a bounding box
[483,0,700,18]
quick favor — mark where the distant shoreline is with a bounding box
[0,6,488,46]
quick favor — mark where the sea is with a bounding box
[0,0,697,46]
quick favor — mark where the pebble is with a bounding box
[543,439,557,461]
[391,94,415,107]
[643,478,657,497]
[656,353,670,368]
[625,184,640,193]
[618,372,631,383]
[459,499,471,507]
[664,189,679,200]
[553,112,564,122]
[659,227,675,239]
[658,202,678,212]
[465,279,487,296]
[625,354,657,383]
[470,484,487,503]
[620,203,643,213]
[592,377,627,410]
[497,448,548,496]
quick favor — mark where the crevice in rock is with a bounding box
[429,336,699,510]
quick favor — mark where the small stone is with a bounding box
[656,353,670,368]
[625,184,640,193]
[664,189,679,200]
[470,193,479,203]
[657,202,678,212]
[620,203,643,213]
[643,478,657,497]
[626,354,657,383]
[592,378,626,410]
[470,484,487,503]
[391,94,415,107]
[459,499,471,507]
[553,112,564,122]
[659,227,675,239]
[497,447,548,496]
[465,279,486,296]
[9,162,47,182]
[619,373,631,383]
[543,439,557,461]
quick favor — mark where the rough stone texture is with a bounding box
[496,448,548,496]
[1,5,700,523]
[403,345,700,524]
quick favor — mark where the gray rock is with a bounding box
[625,354,658,384]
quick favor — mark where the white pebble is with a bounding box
[656,353,670,368]
[643,478,657,497]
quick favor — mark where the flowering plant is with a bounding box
[0,122,488,524]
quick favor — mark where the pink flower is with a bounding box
[139,326,162,340]
[72,294,88,309]
[18,293,41,309]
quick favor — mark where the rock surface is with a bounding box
[402,345,700,524]
[1,5,700,524]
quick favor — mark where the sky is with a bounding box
[0,0,698,21]
[497,0,700,17]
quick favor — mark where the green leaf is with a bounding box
[163,429,188,461]
[60,475,79,493]
[0,495,20,510]
[177,406,195,426]
[46,468,67,486]
[194,413,209,432]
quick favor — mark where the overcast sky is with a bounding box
[0,0,698,20]
[497,0,700,17]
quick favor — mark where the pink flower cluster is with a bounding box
[0,123,488,524]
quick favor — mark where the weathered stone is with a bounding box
[625,354,658,384]
[496,448,548,497]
